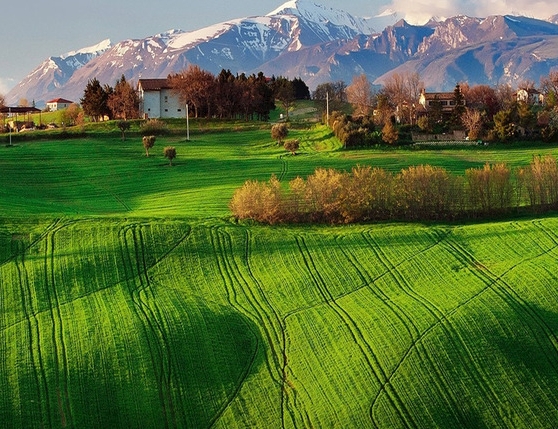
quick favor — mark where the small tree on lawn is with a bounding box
[284,139,300,156]
[142,135,156,156]
[118,120,131,140]
[271,123,288,145]
[164,146,177,166]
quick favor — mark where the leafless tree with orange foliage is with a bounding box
[382,71,422,124]
[169,65,216,118]
[347,74,373,117]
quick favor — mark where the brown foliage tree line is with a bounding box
[326,71,558,145]
[230,155,558,224]
[169,66,308,121]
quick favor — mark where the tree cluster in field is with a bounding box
[319,71,558,145]
[81,75,140,122]
[230,155,558,224]
[326,111,382,148]
[168,66,309,121]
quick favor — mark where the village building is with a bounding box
[138,78,184,119]
[515,88,544,105]
[46,98,74,111]
[418,89,464,113]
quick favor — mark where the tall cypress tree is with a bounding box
[80,78,111,122]
[451,83,466,128]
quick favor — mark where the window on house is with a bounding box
[164,96,168,103]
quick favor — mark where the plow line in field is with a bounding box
[42,222,74,427]
[447,228,558,373]
[294,234,417,428]
[363,228,527,426]
[241,229,289,429]
[12,238,50,427]
[118,224,177,429]
[362,230,469,426]
[206,226,263,428]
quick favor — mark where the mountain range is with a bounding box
[6,0,558,107]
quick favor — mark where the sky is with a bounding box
[1,0,557,95]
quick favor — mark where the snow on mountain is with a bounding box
[267,0,376,35]
[8,0,374,106]
[6,39,112,105]
[8,1,558,105]
[61,39,112,59]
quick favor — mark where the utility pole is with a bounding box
[326,91,329,125]
[8,107,12,146]
[186,103,190,141]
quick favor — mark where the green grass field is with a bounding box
[2,122,558,428]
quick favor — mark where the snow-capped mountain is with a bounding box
[7,0,379,106]
[7,0,558,106]
[7,40,111,105]
[375,15,558,90]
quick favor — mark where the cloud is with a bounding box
[0,77,15,95]
[384,0,557,24]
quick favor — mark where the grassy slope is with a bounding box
[2,124,558,218]
[2,123,558,428]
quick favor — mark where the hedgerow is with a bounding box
[230,155,558,224]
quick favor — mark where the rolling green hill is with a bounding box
[2,123,558,428]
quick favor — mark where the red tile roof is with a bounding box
[46,98,74,104]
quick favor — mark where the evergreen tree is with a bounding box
[451,83,466,127]
[81,78,111,122]
[292,77,310,100]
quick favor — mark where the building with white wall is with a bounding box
[46,98,74,111]
[138,79,184,119]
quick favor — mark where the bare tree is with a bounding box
[346,74,373,117]
[461,107,483,140]
[107,75,139,120]
[382,71,422,124]
[463,84,500,119]
[495,83,516,109]
[169,65,216,118]
[540,71,558,107]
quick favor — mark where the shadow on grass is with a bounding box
[0,292,264,429]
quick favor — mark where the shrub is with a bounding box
[142,135,156,157]
[229,175,283,224]
[284,139,300,155]
[163,146,177,166]
[271,123,288,145]
[140,119,167,135]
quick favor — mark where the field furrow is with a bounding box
[12,239,49,427]
[363,231,473,427]
[3,216,558,428]
[43,223,74,428]
[292,234,418,428]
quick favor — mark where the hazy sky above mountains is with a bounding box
[1,0,556,96]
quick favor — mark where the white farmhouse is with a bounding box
[46,98,74,111]
[138,78,184,119]
[515,88,544,105]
